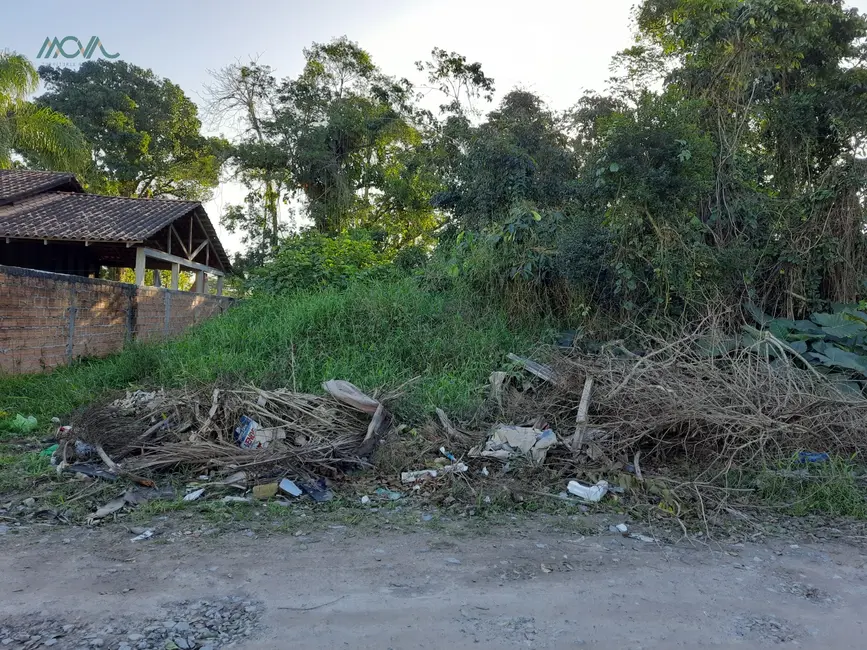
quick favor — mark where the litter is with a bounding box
[322,379,381,414]
[183,488,205,502]
[401,469,437,484]
[507,353,563,384]
[7,414,38,433]
[566,480,609,502]
[278,478,303,497]
[123,486,175,505]
[219,471,248,488]
[130,529,154,542]
[629,533,655,543]
[400,462,468,484]
[87,496,126,525]
[39,444,59,457]
[300,478,333,502]
[481,466,489,477]
[440,446,457,462]
[221,495,251,504]
[62,464,119,481]
[797,451,830,464]
[469,425,557,464]
[252,483,278,500]
[234,416,264,449]
[373,487,404,500]
[361,496,371,505]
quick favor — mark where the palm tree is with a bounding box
[0,52,90,171]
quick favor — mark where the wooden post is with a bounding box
[171,263,179,290]
[153,269,161,287]
[134,248,146,286]
[195,270,204,293]
[216,275,224,296]
[571,376,594,453]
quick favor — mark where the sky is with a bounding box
[3,0,866,252]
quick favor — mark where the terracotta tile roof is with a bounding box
[0,169,83,205]
[0,192,201,242]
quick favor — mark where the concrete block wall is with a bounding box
[0,265,234,375]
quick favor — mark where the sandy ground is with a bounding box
[2,521,866,649]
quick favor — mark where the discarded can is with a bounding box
[566,480,609,502]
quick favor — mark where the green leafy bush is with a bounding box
[250,230,392,294]
[747,303,867,383]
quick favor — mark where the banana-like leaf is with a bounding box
[810,342,867,374]
[810,312,867,338]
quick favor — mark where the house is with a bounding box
[0,169,234,375]
[0,169,230,294]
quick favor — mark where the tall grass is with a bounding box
[0,279,554,431]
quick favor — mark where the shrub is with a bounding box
[250,229,392,294]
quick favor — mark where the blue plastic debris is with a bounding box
[797,452,830,464]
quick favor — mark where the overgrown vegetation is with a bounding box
[3,1,867,524]
[0,279,549,429]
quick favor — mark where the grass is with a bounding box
[752,455,867,518]
[0,278,554,435]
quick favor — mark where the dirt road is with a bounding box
[1,522,866,649]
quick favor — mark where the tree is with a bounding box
[415,47,495,116]
[432,90,577,229]
[0,52,89,171]
[205,61,286,248]
[38,60,227,200]
[272,37,435,239]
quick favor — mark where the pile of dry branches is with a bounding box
[68,384,389,478]
[510,331,867,470]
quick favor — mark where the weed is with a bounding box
[750,455,867,518]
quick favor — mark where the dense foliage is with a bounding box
[0,53,89,171]
[39,61,227,199]
[8,0,865,324]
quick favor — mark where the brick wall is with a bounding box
[0,265,234,375]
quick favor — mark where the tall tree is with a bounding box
[0,52,89,171]
[205,61,286,248]
[432,90,577,229]
[38,60,227,200]
[272,37,435,240]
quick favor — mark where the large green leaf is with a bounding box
[745,302,772,326]
[841,307,867,325]
[810,342,867,375]
[810,312,867,339]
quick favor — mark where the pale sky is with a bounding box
[3,0,866,253]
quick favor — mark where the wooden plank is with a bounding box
[140,247,224,276]
[171,263,179,290]
[195,270,205,293]
[170,225,189,257]
[216,275,224,296]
